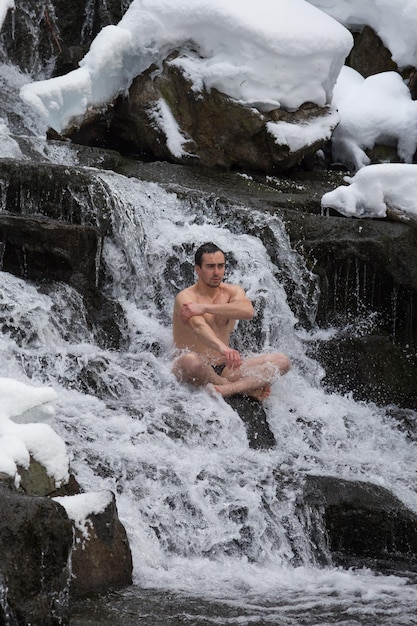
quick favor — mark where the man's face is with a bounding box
[196,251,226,288]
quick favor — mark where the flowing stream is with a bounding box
[1,40,417,624]
[2,160,417,624]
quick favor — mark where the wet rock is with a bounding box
[281,193,417,304]
[17,456,61,497]
[281,208,417,407]
[0,0,128,77]
[66,57,338,174]
[65,491,133,597]
[347,26,398,77]
[17,455,82,497]
[0,465,131,618]
[0,159,125,350]
[303,474,417,575]
[0,0,59,76]
[0,483,73,625]
[52,0,129,76]
[310,335,417,409]
[0,213,101,291]
[226,395,276,450]
[0,160,112,229]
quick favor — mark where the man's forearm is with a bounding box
[189,318,242,368]
[190,318,227,353]
[179,301,253,324]
[202,301,254,320]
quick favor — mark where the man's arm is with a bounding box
[179,286,254,324]
[174,292,243,368]
[186,315,243,369]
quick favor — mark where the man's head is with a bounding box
[194,242,226,288]
[194,242,225,267]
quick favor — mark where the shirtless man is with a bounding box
[172,242,291,400]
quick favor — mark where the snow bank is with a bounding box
[331,67,417,171]
[321,163,417,220]
[20,0,352,133]
[0,378,69,487]
[306,0,417,69]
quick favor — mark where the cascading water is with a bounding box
[1,13,417,623]
[2,162,417,623]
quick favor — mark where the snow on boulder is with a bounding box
[20,0,353,134]
[321,163,417,225]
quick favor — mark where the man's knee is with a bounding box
[272,352,291,375]
[173,352,204,382]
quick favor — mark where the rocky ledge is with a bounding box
[0,457,133,625]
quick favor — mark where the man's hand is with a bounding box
[179,302,205,324]
[178,302,241,368]
[220,346,242,370]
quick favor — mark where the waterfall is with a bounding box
[1,9,417,620]
[2,163,417,612]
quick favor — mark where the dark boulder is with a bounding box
[281,207,417,408]
[282,205,417,319]
[0,159,125,350]
[303,474,417,574]
[68,492,133,597]
[0,0,60,76]
[311,335,417,408]
[0,212,101,290]
[52,0,130,76]
[0,160,112,229]
[226,395,276,450]
[0,0,130,77]
[0,483,73,625]
[66,57,338,174]
[347,26,398,78]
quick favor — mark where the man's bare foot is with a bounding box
[208,383,271,401]
[244,385,271,401]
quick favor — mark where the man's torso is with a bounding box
[172,283,236,363]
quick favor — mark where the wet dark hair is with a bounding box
[194,242,225,267]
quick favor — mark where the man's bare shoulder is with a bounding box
[222,283,248,299]
[174,282,247,307]
[174,285,198,306]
